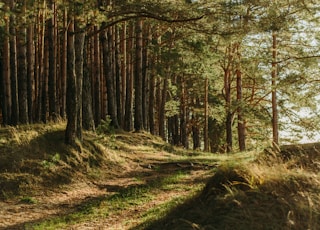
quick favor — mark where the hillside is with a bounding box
[0,123,319,229]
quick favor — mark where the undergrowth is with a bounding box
[143,144,320,230]
[1,123,319,230]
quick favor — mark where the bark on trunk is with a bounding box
[65,20,77,147]
[134,18,144,131]
[271,32,279,148]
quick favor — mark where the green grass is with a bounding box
[143,147,320,230]
[30,170,202,229]
[2,123,319,230]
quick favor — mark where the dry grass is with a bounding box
[144,145,320,230]
[1,123,319,229]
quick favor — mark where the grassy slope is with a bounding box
[0,123,319,229]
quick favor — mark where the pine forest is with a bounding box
[1,1,320,229]
[0,0,319,151]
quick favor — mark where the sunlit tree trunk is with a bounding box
[204,77,209,151]
[271,31,279,148]
[236,44,246,151]
[223,45,233,153]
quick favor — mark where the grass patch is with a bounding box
[30,170,198,229]
[143,147,320,230]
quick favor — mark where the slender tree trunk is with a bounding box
[75,24,85,141]
[225,67,232,153]
[224,44,233,153]
[0,50,5,125]
[124,22,134,131]
[41,30,49,123]
[65,19,77,147]
[204,77,209,151]
[102,27,119,128]
[17,0,28,124]
[47,0,57,120]
[60,7,67,118]
[115,26,122,128]
[192,114,200,150]
[2,17,11,125]
[142,24,150,130]
[9,4,19,125]
[120,22,127,128]
[149,70,155,134]
[93,26,101,126]
[82,37,95,131]
[134,18,144,131]
[271,31,279,148]
[236,44,246,151]
[27,23,34,123]
[159,76,168,140]
[180,76,188,148]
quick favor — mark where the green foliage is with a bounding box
[20,196,37,204]
[41,153,61,169]
[96,116,114,135]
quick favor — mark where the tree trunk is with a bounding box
[41,30,48,123]
[192,114,200,150]
[224,44,233,153]
[82,37,95,131]
[204,77,209,151]
[2,16,11,125]
[75,24,85,141]
[180,76,188,148]
[47,0,57,120]
[93,26,101,126]
[134,18,144,131]
[60,7,67,118]
[9,2,19,125]
[120,22,127,128]
[27,23,34,123]
[159,76,168,140]
[271,32,279,148]
[115,26,122,128]
[102,27,119,128]
[149,70,155,134]
[236,44,246,151]
[124,22,134,131]
[16,0,28,124]
[65,20,77,147]
[142,24,150,130]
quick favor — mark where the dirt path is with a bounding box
[0,161,214,230]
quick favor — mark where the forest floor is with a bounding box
[0,123,319,229]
